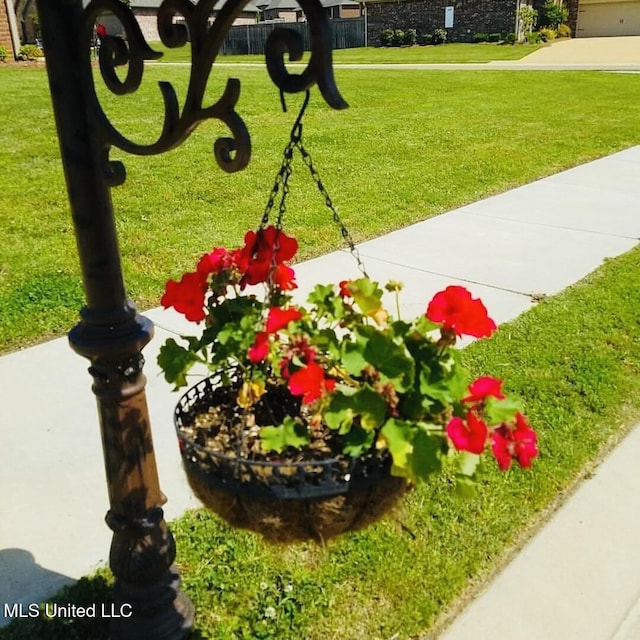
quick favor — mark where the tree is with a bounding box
[517,5,538,40]
[538,0,568,29]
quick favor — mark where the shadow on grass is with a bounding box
[0,570,206,640]
[0,573,111,640]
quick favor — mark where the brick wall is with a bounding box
[1,0,16,58]
[367,0,520,45]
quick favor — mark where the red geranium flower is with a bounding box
[266,306,302,334]
[248,331,270,363]
[446,411,488,454]
[426,286,497,338]
[239,226,298,287]
[273,263,297,291]
[491,412,538,470]
[161,272,207,322]
[196,247,236,277]
[288,362,334,404]
[338,280,352,298]
[463,376,506,405]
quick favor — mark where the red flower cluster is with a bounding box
[247,307,303,364]
[426,285,497,338]
[492,413,538,470]
[446,376,538,470]
[160,272,208,323]
[266,306,302,333]
[288,362,336,404]
[161,226,298,322]
[447,411,487,455]
[197,247,239,277]
[248,306,335,405]
[239,227,298,290]
[463,376,505,405]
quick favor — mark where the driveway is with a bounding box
[519,35,640,64]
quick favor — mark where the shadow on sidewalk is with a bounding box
[0,549,75,627]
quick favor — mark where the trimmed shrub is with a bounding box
[419,33,434,45]
[380,28,394,47]
[527,31,542,44]
[487,32,502,42]
[432,28,447,45]
[392,29,405,46]
[503,32,517,45]
[0,45,7,62]
[538,27,556,42]
[19,44,44,60]
[557,23,571,38]
[473,32,488,43]
[404,28,417,46]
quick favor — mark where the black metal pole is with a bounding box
[35,1,193,638]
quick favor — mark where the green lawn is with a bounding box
[150,42,544,64]
[1,65,640,353]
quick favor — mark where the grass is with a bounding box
[3,243,640,639]
[2,65,640,353]
[150,42,544,65]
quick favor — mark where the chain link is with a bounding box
[295,141,368,278]
[260,91,368,279]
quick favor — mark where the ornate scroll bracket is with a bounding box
[82,0,347,183]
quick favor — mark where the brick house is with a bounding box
[1,0,21,58]
[1,1,14,56]
[258,0,359,22]
[364,0,639,43]
[364,0,521,45]
[128,0,259,42]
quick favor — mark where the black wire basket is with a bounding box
[173,373,408,542]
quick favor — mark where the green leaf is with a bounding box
[342,425,376,457]
[457,451,480,477]
[455,475,478,499]
[312,327,342,359]
[341,339,368,376]
[381,418,415,474]
[363,330,414,391]
[418,361,468,406]
[352,384,388,430]
[307,283,335,307]
[324,391,355,433]
[407,427,443,481]
[484,396,522,425]
[349,278,384,316]
[307,284,347,321]
[157,338,199,388]
[414,314,440,335]
[259,417,310,454]
[324,385,387,433]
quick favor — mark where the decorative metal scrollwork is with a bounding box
[81,0,347,182]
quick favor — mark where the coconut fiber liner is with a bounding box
[184,466,409,544]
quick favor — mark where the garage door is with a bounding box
[577,1,640,37]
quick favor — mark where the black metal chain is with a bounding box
[294,139,368,278]
[260,90,368,279]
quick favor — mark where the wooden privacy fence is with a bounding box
[221,17,365,54]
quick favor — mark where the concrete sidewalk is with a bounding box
[1,146,639,633]
[519,35,640,65]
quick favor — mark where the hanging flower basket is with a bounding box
[159,98,539,543]
[174,373,408,543]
